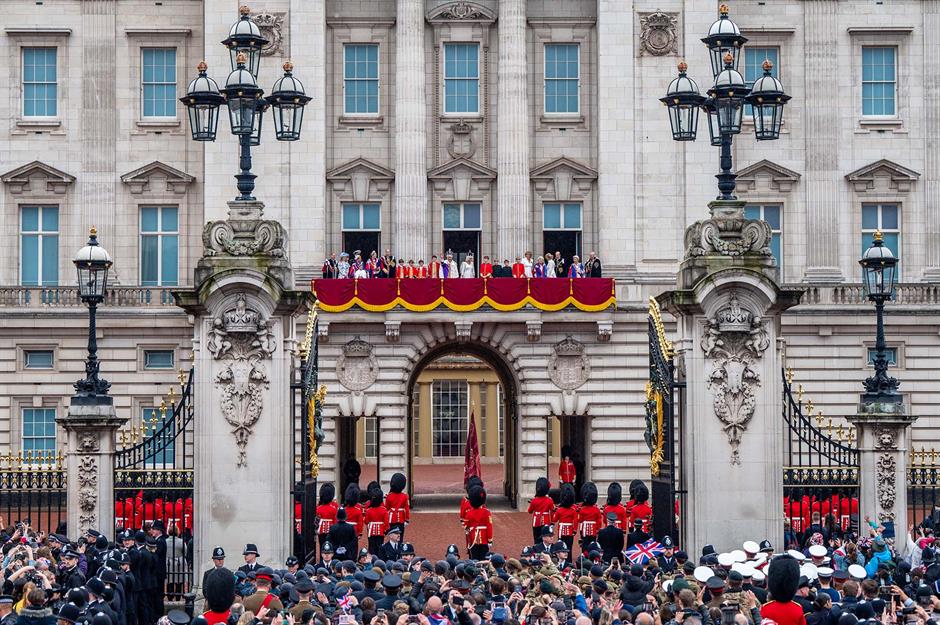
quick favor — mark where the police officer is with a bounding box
[658,536,678,573]
[375,574,403,610]
[597,512,625,564]
[203,547,227,590]
[59,548,87,590]
[238,544,261,575]
[531,526,554,555]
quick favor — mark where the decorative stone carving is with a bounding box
[76,455,98,532]
[447,121,476,159]
[384,321,401,343]
[596,320,613,342]
[252,11,285,57]
[208,295,277,467]
[526,321,542,343]
[78,434,99,452]
[436,2,491,20]
[684,202,774,258]
[874,428,898,450]
[701,293,771,465]
[337,338,379,391]
[549,337,591,391]
[639,12,679,56]
[877,453,897,521]
[455,321,473,340]
[203,202,288,258]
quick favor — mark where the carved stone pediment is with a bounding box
[427,1,496,24]
[736,159,801,193]
[121,161,195,195]
[327,157,395,202]
[1,161,75,195]
[846,159,920,193]
[428,158,497,201]
[530,157,598,202]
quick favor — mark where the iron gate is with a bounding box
[782,368,859,546]
[0,450,67,535]
[114,368,194,601]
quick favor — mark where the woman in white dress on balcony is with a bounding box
[460,253,476,278]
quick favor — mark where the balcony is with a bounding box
[0,286,179,308]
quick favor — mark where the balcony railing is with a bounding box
[798,283,940,306]
[0,286,178,308]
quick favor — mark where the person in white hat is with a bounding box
[816,567,839,602]
[808,544,828,565]
[743,540,760,558]
[717,552,735,568]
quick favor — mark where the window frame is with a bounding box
[866,346,898,368]
[19,205,59,287]
[143,349,175,370]
[442,203,483,231]
[543,43,581,116]
[442,42,481,116]
[21,407,57,455]
[343,43,380,117]
[22,46,58,119]
[861,45,897,119]
[542,202,583,231]
[744,204,783,272]
[341,202,382,232]
[861,202,901,279]
[139,206,179,287]
[24,349,55,370]
[140,47,178,120]
[431,379,469,458]
[742,46,780,119]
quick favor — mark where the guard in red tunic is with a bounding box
[385,472,411,540]
[527,477,555,544]
[464,485,493,561]
[315,483,339,552]
[461,475,484,543]
[559,451,576,487]
[629,482,653,533]
[363,489,388,555]
[344,483,365,540]
[578,482,603,553]
[602,482,629,530]
[552,483,579,553]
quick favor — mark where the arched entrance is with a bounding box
[403,342,520,508]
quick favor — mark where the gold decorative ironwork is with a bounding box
[298,298,317,360]
[309,384,327,478]
[646,382,665,477]
[648,297,674,361]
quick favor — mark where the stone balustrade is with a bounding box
[0,286,178,308]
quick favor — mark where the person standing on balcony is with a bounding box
[321,253,338,278]
[585,251,603,278]
[442,252,458,279]
[554,251,566,278]
[460,254,475,278]
[512,257,525,278]
[568,255,585,278]
[522,251,534,277]
[337,253,351,279]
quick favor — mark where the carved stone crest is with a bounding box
[336,338,379,392]
[447,121,476,159]
[640,12,679,56]
[252,11,285,57]
[549,337,591,391]
[79,433,99,452]
[438,2,490,20]
[877,453,897,521]
[702,292,770,465]
[208,294,277,467]
[77,455,98,532]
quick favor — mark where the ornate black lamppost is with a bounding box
[180,5,312,201]
[661,4,791,199]
[72,228,113,405]
[859,231,901,407]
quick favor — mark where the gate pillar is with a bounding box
[659,200,802,553]
[175,200,306,587]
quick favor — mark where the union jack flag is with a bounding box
[338,593,353,612]
[624,538,664,565]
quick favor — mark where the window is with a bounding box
[479,384,488,456]
[20,206,59,286]
[444,43,479,114]
[23,47,57,117]
[432,380,468,457]
[862,47,896,117]
[497,383,504,457]
[365,417,378,459]
[411,388,421,458]
[140,206,179,286]
[542,203,582,263]
[24,350,54,369]
[142,48,177,118]
[744,204,782,269]
[22,408,56,454]
[142,407,175,466]
[344,44,379,115]
[744,47,779,117]
[544,44,580,114]
[443,203,481,268]
[867,347,898,367]
[862,203,900,278]
[144,350,175,370]
[341,203,381,258]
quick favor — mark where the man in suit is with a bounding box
[149,520,168,618]
[585,251,603,278]
[378,526,403,562]
[597,512,625,563]
[238,544,261,575]
[326,507,358,562]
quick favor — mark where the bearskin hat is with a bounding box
[535,477,550,498]
[390,472,407,494]
[632,482,649,504]
[363,480,381,504]
[548,486,561,504]
[581,482,598,506]
[606,482,622,506]
[560,483,576,508]
[466,475,483,493]
[344,483,360,507]
[561,445,573,458]
[767,554,800,603]
[370,488,384,508]
[319,483,335,506]
[628,479,644,501]
[468,484,487,508]
[204,567,236,613]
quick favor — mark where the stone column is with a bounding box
[394,0,429,261]
[660,200,802,552]
[176,200,306,587]
[496,0,530,259]
[58,403,126,536]
[923,1,940,281]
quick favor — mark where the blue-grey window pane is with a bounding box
[883,232,900,257]
[744,205,760,220]
[564,203,581,229]
[144,350,175,369]
[543,204,561,229]
[141,207,159,232]
[862,205,879,230]
[771,234,782,267]
[443,204,461,229]
[42,234,58,285]
[162,206,178,231]
[861,232,875,257]
[161,235,178,286]
[42,206,58,232]
[463,204,481,229]
[881,205,899,229]
[25,350,54,369]
[21,235,39,285]
[764,206,781,230]
[867,347,897,366]
[22,206,39,232]
[362,204,381,230]
[343,204,360,230]
[141,235,159,285]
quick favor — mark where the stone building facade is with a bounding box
[1,0,940,506]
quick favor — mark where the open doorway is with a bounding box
[548,415,589,498]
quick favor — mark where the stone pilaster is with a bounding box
[394,0,429,261]
[802,0,844,283]
[496,0,530,259]
[924,1,940,281]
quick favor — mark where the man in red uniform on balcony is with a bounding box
[527,477,555,544]
[553,483,579,553]
[464,484,493,561]
[559,448,576,488]
[385,472,411,540]
[315,483,339,552]
[480,256,493,279]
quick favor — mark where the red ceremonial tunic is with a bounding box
[527,496,556,528]
[512,263,525,278]
[460,497,472,528]
[578,504,603,538]
[559,460,576,484]
[416,266,429,278]
[464,506,493,546]
[630,502,653,532]
[316,501,339,535]
[385,492,411,525]
[429,261,441,278]
[761,601,807,625]
[480,263,493,278]
[553,506,579,537]
[602,503,629,530]
[346,503,365,536]
[364,505,388,537]
[203,610,231,625]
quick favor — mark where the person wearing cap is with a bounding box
[316,541,335,570]
[658,536,678,573]
[56,603,81,625]
[327,507,358,563]
[528,477,556,545]
[59,548,86,590]
[0,596,15,625]
[463,485,493,561]
[816,567,839,602]
[364,489,389,556]
[531,525,555,556]
[148,520,168,620]
[242,567,284,619]
[289,578,318,621]
[379,526,403,563]
[238,544,261,575]
[865,536,892,577]
[597,512,625,564]
[86,577,119,625]
[354,569,384,603]
[202,547,227,590]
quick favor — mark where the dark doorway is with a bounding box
[543,231,581,267]
[443,231,480,270]
[338,417,378,497]
[550,415,589,498]
[343,231,380,258]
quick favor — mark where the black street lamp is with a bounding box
[72,228,113,405]
[662,4,791,200]
[859,231,901,406]
[180,6,312,202]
